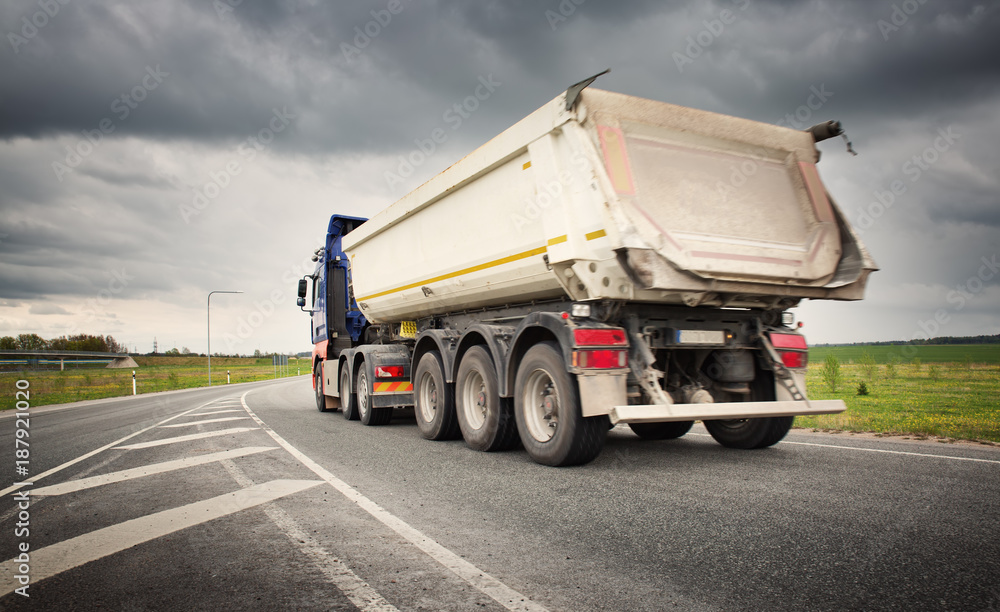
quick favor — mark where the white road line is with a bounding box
[221,460,400,612]
[160,416,252,428]
[689,433,1000,464]
[239,391,550,612]
[0,452,128,523]
[179,409,245,416]
[0,479,322,598]
[114,427,259,450]
[32,447,280,496]
[781,439,1000,464]
[0,399,220,497]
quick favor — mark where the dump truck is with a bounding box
[297,76,876,466]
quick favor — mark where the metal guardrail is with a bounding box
[0,350,134,371]
[0,350,129,358]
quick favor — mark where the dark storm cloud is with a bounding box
[1,2,296,141]
[3,0,997,156]
[1,0,998,346]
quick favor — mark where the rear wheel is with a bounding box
[358,368,391,426]
[314,366,328,412]
[628,421,694,440]
[514,342,606,466]
[456,346,519,452]
[341,364,359,421]
[704,416,793,449]
[414,351,459,440]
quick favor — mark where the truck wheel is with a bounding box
[514,342,607,466]
[456,346,519,452]
[628,421,694,440]
[340,364,359,421]
[315,366,329,412]
[414,351,459,440]
[704,416,794,449]
[357,368,391,426]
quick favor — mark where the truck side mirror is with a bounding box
[297,278,308,299]
[296,297,306,308]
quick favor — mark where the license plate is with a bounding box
[676,329,725,345]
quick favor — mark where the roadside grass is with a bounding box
[1,356,310,411]
[800,345,1000,443]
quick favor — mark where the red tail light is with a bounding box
[769,332,808,369]
[573,349,628,369]
[779,351,808,368]
[574,328,628,346]
[375,366,404,378]
[769,333,808,349]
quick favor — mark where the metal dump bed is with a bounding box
[344,88,876,323]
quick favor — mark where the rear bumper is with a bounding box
[609,399,846,425]
[371,392,413,409]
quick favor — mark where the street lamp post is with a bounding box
[208,290,242,386]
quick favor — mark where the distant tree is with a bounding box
[884,354,900,380]
[48,335,70,350]
[6,332,123,352]
[821,354,842,392]
[16,333,47,350]
[859,351,878,381]
[105,335,125,353]
[254,349,262,358]
[181,347,191,355]
[62,334,107,352]
[165,348,180,356]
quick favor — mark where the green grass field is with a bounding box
[801,345,999,443]
[1,356,309,411]
[809,344,1000,364]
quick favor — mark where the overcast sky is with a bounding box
[1,0,998,354]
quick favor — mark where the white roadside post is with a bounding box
[227,370,230,384]
[207,290,243,386]
[132,370,136,395]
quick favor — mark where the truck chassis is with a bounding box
[306,285,843,466]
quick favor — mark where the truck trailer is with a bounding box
[297,77,876,466]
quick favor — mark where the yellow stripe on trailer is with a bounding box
[355,228,608,303]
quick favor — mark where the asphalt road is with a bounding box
[1,376,998,611]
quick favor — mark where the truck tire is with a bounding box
[315,366,329,412]
[357,368,391,426]
[628,421,694,440]
[703,416,794,449]
[514,342,607,466]
[456,346,519,452]
[340,364,359,421]
[414,351,459,440]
